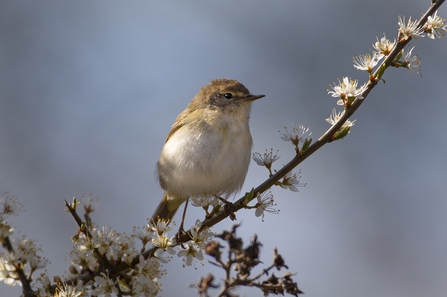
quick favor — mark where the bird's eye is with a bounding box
[223,93,233,99]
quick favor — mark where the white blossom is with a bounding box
[0,193,23,222]
[91,273,119,297]
[424,11,447,39]
[280,171,304,192]
[373,34,396,57]
[353,52,382,72]
[280,124,312,147]
[326,108,356,128]
[328,77,367,106]
[254,192,279,221]
[398,15,425,40]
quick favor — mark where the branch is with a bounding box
[198,0,445,232]
[2,237,35,297]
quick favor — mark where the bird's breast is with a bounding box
[157,113,252,198]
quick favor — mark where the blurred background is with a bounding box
[1,1,446,296]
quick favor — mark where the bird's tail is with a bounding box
[151,192,184,221]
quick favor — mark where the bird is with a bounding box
[152,78,264,221]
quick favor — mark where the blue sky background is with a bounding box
[1,1,447,296]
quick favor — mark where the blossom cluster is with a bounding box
[326,11,446,140]
[60,201,213,296]
[138,217,214,268]
[0,193,49,288]
[0,194,218,296]
[0,236,48,287]
[31,197,164,297]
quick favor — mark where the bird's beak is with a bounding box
[243,94,265,102]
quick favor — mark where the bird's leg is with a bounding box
[215,195,237,221]
[176,198,189,243]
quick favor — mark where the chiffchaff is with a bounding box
[152,78,264,221]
